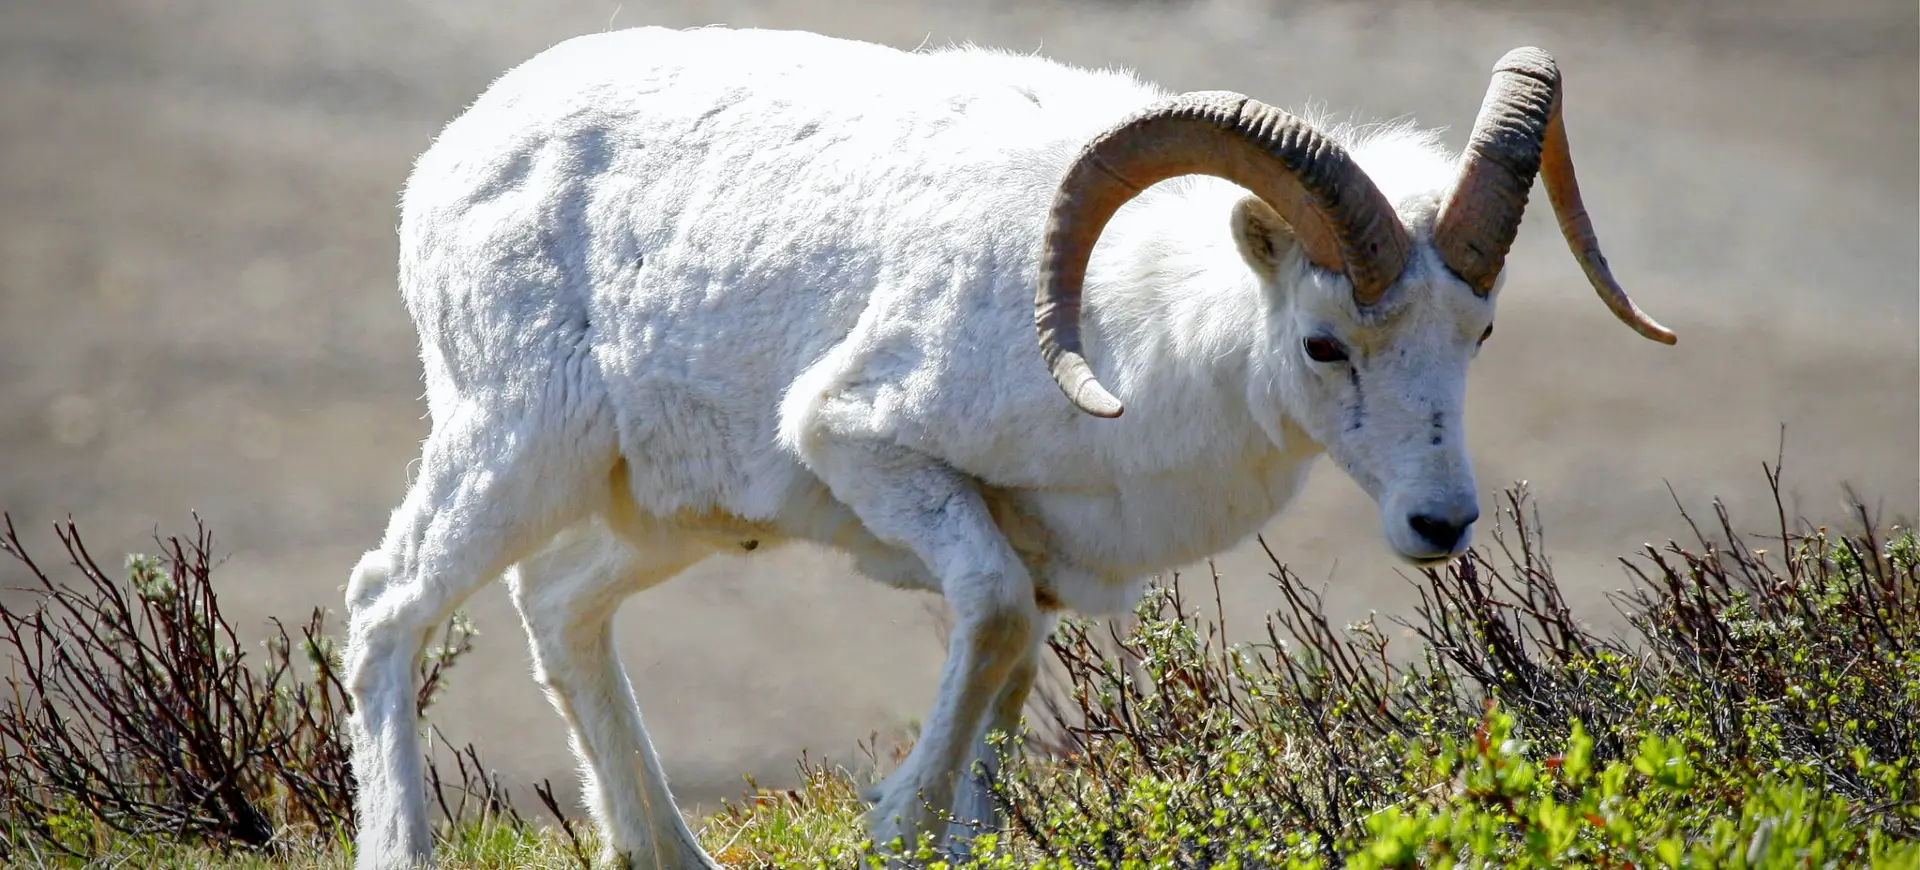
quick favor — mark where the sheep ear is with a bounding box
[1230,195,1297,282]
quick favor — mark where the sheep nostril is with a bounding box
[1408,513,1473,551]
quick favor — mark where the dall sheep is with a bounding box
[341,24,1675,870]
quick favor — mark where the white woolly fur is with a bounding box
[343,25,1522,870]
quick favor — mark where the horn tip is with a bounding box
[1049,351,1126,418]
[1075,383,1126,418]
[1625,309,1678,345]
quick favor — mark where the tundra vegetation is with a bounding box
[2,457,1915,869]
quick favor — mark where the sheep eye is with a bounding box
[1302,336,1349,363]
[1479,322,1494,345]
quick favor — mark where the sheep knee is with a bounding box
[958,592,1035,660]
[945,549,1040,651]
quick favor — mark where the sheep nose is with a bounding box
[1408,510,1478,552]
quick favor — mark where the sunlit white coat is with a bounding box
[340,24,1664,870]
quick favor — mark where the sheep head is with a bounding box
[1033,46,1674,565]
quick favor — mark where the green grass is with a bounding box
[4,461,1917,869]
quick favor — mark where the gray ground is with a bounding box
[2,0,1915,814]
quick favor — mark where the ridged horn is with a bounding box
[1433,47,1676,344]
[1035,91,1413,418]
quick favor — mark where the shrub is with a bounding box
[0,516,535,862]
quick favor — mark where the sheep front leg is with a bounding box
[804,440,1041,858]
[866,579,1036,856]
[946,610,1054,853]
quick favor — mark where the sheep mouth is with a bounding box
[1391,548,1466,569]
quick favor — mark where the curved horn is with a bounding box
[1433,47,1676,344]
[1035,91,1412,417]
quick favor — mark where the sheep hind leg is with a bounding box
[505,520,718,870]
[343,405,614,870]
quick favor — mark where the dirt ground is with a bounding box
[2,0,1915,812]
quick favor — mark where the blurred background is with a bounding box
[3,0,1915,815]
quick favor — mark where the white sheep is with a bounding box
[340,24,1674,870]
